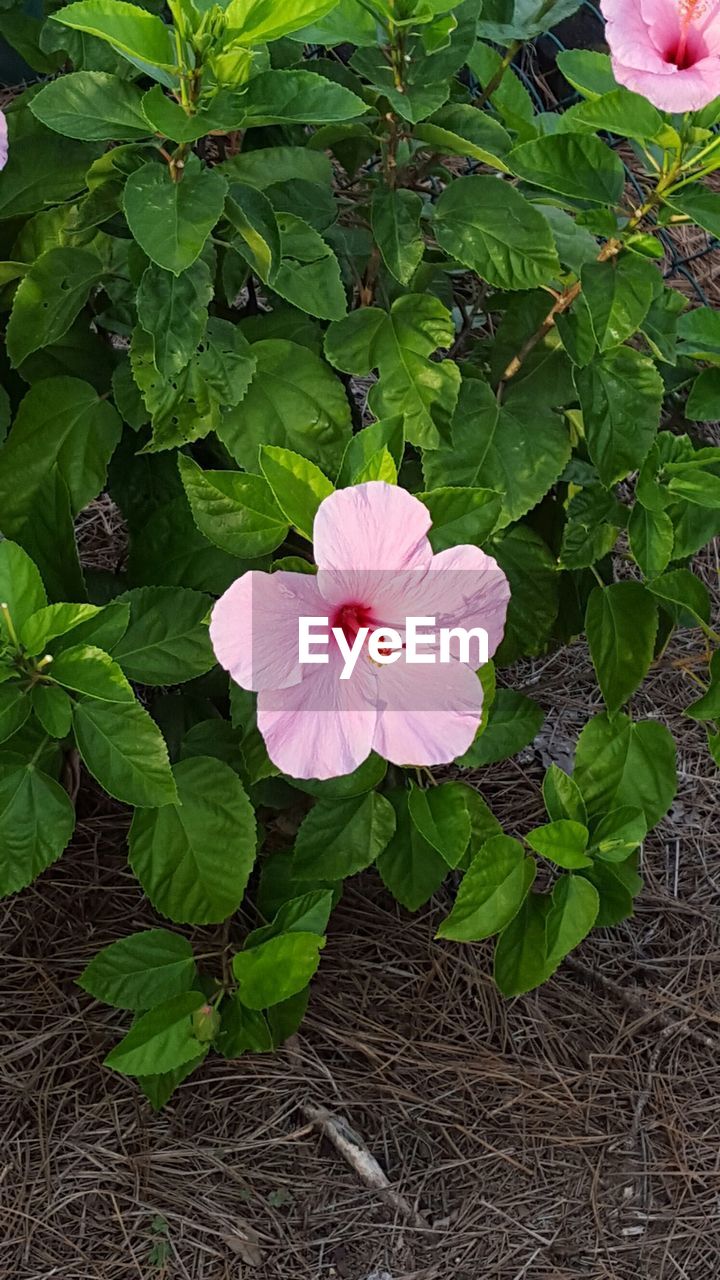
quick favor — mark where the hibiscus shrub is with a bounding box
[1,0,720,1102]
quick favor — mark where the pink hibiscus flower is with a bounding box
[0,111,7,172]
[602,0,720,112]
[210,482,510,780]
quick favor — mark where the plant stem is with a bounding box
[474,40,521,109]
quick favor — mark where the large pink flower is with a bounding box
[0,112,7,172]
[210,482,510,780]
[602,0,720,111]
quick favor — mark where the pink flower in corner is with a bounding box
[210,482,510,781]
[602,0,720,112]
[0,112,7,172]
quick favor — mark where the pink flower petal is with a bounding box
[314,482,433,600]
[372,657,484,767]
[210,570,326,692]
[640,0,681,57]
[0,112,8,172]
[423,545,511,660]
[614,54,720,108]
[258,647,378,779]
[602,0,673,72]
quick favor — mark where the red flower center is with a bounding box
[331,601,373,644]
[667,0,713,66]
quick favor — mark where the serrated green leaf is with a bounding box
[233,931,324,1008]
[124,159,227,276]
[79,929,196,1010]
[259,446,333,541]
[112,586,214,685]
[179,456,289,559]
[73,696,177,808]
[586,582,658,717]
[293,792,396,880]
[128,756,256,924]
[437,835,535,941]
[433,175,560,290]
[104,991,206,1077]
[0,758,75,896]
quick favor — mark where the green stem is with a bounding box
[0,602,18,649]
[474,40,521,109]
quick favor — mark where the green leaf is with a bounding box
[510,133,625,204]
[55,0,177,84]
[414,103,512,169]
[419,486,502,552]
[233,932,325,1009]
[32,684,73,739]
[0,685,30,745]
[573,347,663,486]
[590,806,646,862]
[586,582,658,717]
[494,893,550,996]
[686,368,720,422]
[217,339,351,476]
[217,997,272,1057]
[139,1052,207,1109]
[564,87,665,143]
[325,295,460,449]
[287,753,387,798]
[685,651,720,722]
[293,792,396,880]
[337,418,405,488]
[407,781,471,868]
[124,159,228,276]
[73,696,177,808]
[555,49,618,98]
[112,586,214,685]
[525,820,591,869]
[664,185,720,239]
[376,788,449,911]
[246,889,334,949]
[20,603,103,657]
[104,991,206,1077]
[574,712,676,827]
[422,378,570,528]
[545,875,599,968]
[628,504,674,578]
[259,446,333,541]
[543,764,587,826]
[578,853,640,927]
[0,112,99,221]
[457,689,544,766]
[137,258,213,377]
[79,929,196,1010]
[51,644,135,703]
[0,541,46,640]
[581,255,657,352]
[179,456,289,559]
[0,377,121,536]
[7,247,102,368]
[490,524,557,664]
[29,70,150,140]
[646,568,711,628]
[437,835,535,941]
[128,756,256,924]
[225,182,280,282]
[371,188,424,286]
[270,213,346,321]
[559,484,624,570]
[467,40,536,127]
[665,458,720,508]
[432,175,560,290]
[237,68,366,126]
[0,759,75,896]
[225,0,338,43]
